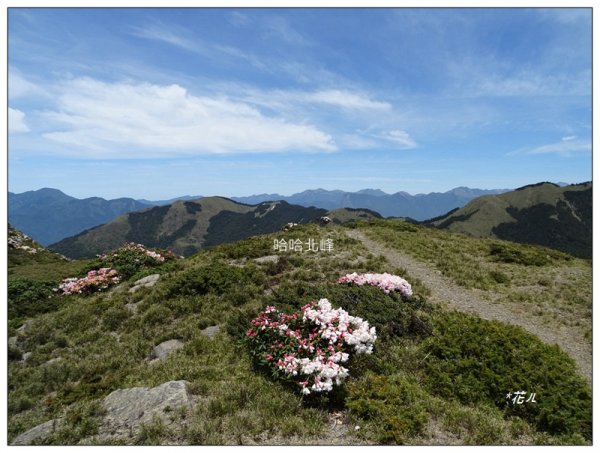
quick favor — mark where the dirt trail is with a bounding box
[346,229,592,385]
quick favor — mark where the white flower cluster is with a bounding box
[303,298,377,354]
[338,272,413,297]
[276,298,376,395]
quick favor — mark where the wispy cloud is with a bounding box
[9,108,30,133]
[39,77,336,158]
[130,22,199,52]
[9,69,47,99]
[131,21,267,70]
[512,136,591,157]
[375,130,417,149]
[263,16,311,46]
[228,11,251,27]
[308,90,391,111]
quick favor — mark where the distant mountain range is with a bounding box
[231,187,509,219]
[8,188,149,246]
[8,186,510,246]
[49,198,380,259]
[425,181,592,259]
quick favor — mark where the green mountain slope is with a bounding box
[424,182,591,259]
[8,219,591,446]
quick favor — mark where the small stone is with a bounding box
[22,352,31,362]
[8,336,18,348]
[253,255,280,264]
[200,325,220,339]
[150,339,184,361]
[125,303,138,314]
[129,274,160,293]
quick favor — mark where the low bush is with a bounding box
[165,261,264,298]
[489,242,569,266]
[245,300,376,395]
[422,311,592,440]
[346,373,429,443]
[8,278,61,320]
[83,243,177,280]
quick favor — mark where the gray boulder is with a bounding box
[200,325,220,339]
[101,381,192,436]
[149,339,184,362]
[253,255,280,264]
[129,274,160,293]
[11,418,63,445]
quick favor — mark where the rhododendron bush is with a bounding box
[96,242,176,279]
[338,272,412,297]
[246,299,376,395]
[56,268,120,296]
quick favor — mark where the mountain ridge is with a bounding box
[48,197,381,259]
[424,181,592,259]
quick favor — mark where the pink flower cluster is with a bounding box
[246,299,376,395]
[56,268,120,296]
[98,242,171,263]
[338,272,413,297]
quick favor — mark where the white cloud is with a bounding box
[9,108,30,133]
[40,78,336,157]
[515,138,591,157]
[9,70,46,99]
[377,130,417,149]
[308,90,392,111]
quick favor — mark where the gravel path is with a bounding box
[347,229,592,385]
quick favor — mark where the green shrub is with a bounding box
[265,282,431,341]
[346,373,429,443]
[422,311,591,439]
[489,242,569,266]
[8,278,61,319]
[165,261,264,298]
[83,243,176,280]
[489,270,511,284]
[142,305,173,326]
[102,306,129,331]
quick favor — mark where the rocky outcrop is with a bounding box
[11,418,64,445]
[101,381,192,437]
[129,274,160,293]
[253,255,280,264]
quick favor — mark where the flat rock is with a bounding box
[129,274,160,293]
[8,336,18,347]
[200,325,220,339]
[16,320,31,333]
[150,339,184,361]
[101,380,192,436]
[253,255,280,264]
[11,418,63,445]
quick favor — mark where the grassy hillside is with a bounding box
[8,221,591,445]
[425,182,591,259]
[48,198,330,259]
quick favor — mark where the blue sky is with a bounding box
[8,7,592,199]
